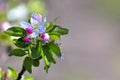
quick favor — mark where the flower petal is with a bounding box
[38,23,46,34]
[31,14,42,22]
[30,29,39,38]
[30,17,40,29]
[20,21,32,29]
[41,33,50,42]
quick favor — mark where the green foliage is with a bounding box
[9,49,26,56]
[48,42,61,57]
[42,44,56,64]
[4,14,69,75]
[32,59,40,67]
[49,34,60,40]
[13,38,30,48]
[46,23,69,35]
[36,41,42,55]
[51,25,69,35]
[23,57,32,73]
[46,22,68,41]
[29,47,41,59]
[41,48,51,73]
[46,22,54,32]
[5,27,26,37]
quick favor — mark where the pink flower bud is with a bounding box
[26,27,33,34]
[41,33,50,42]
[24,36,31,42]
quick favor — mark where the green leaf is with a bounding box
[23,76,34,80]
[36,41,42,55]
[50,25,69,35]
[42,45,56,64]
[23,57,32,73]
[29,47,41,59]
[41,48,50,73]
[8,67,18,79]
[46,22,54,32]
[13,38,30,48]
[9,49,26,57]
[49,31,61,35]
[46,22,69,35]
[32,59,40,67]
[5,27,26,37]
[48,42,61,57]
[49,34,60,40]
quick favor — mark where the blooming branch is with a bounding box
[4,13,69,80]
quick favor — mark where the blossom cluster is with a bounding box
[5,13,68,75]
[20,14,49,42]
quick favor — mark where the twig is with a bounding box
[16,65,26,80]
[16,56,42,80]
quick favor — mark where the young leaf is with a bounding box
[9,49,26,57]
[49,31,61,35]
[50,25,69,35]
[42,45,56,64]
[29,47,41,59]
[49,35,60,40]
[13,38,30,48]
[41,48,50,73]
[5,27,26,37]
[46,22,54,32]
[23,57,32,73]
[48,42,61,57]
[36,41,42,55]
[32,59,40,67]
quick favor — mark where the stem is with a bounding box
[16,65,26,80]
[16,56,42,80]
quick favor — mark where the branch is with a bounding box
[16,56,42,80]
[16,65,26,80]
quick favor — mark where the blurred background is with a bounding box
[1,0,120,80]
